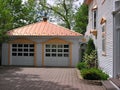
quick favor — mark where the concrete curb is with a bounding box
[75,68,83,79]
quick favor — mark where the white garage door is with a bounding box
[11,44,34,66]
[44,44,70,66]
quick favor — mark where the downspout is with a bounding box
[113,11,116,78]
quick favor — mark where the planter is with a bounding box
[76,68,102,86]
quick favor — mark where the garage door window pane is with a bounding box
[58,45,63,48]
[52,49,56,52]
[18,53,22,56]
[52,53,56,57]
[46,49,50,52]
[30,44,34,47]
[46,45,50,48]
[12,44,17,47]
[12,53,17,56]
[30,49,34,52]
[18,44,23,47]
[64,49,69,52]
[24,49,28,52]
[24,53,28,56]
[64,45,69,48]
[18,49,22,52]
[46,53,50,57]
[64,54,69,57]
[52,45,56,48]
[29,53,34,56]
[58,49,62,52]
[12,49,17,52]
[58,54,62,57]
[24,44,28,47]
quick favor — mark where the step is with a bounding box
[110,78,120,88]
[102,80,117,90]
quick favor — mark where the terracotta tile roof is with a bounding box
[8,21,82,36]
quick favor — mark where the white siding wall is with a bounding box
[86,0,114,77]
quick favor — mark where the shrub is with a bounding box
[85,38,95,55]
[83,50,98,68]
[77,62,88,70]
[81,68,109,80]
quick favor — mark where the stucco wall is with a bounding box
[2,43,8,65]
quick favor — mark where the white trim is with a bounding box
[109,80,120,90]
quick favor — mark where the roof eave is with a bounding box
[84,0,93,5]
[8,35,83,37]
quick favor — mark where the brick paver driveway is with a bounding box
[0,67,105,90]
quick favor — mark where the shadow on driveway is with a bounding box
[0,66,79,90]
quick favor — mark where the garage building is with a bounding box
[2,19,83,67]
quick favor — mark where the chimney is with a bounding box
[43,17,47,22]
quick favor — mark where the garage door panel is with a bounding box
[44,57,69,66]
[12,56,34,66]
[44,44,70,66]
[11,44,34,66]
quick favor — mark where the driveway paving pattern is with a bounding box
[0,67,105,90]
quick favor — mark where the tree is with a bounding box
[0,0,40,39]
[83,38,98,68]
[39,0,79,29]
[74,4,88,34]
[85,38,95,55]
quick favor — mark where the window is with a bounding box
[12,44,34,56]
[45,44,69,57]
[102,24,106,55]
[93,10,97,29]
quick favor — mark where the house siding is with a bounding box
[2,36,81,67]
[86,0,114,77]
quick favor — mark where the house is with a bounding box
[84,0,120,78]
[2,18,83,67]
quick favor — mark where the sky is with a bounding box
[79,0,84,4]
[23,0,84,5]
[47,0,84,5]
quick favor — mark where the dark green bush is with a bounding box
[81,68,109,80]
[77,62,88,70]
[85,38,95,55]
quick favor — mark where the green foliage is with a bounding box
[76,62,88,70]
[0,0,39,42]
[74,4,88,34]
[83,50,98,68]
[85,38,95,55]
[39,0,79,29]
[0,30,8,43]
[81,68,109,80]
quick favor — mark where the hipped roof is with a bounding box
[8,21,82,37]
